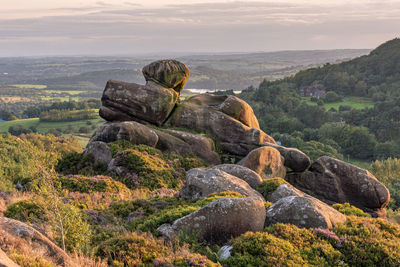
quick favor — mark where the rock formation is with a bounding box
[80,59,391,241]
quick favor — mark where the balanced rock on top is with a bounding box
[99,59,189,125]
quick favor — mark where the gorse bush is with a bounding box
[332,203,371,217]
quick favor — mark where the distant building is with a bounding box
[299,84,327,98]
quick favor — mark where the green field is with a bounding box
[12,84,47,89]
[302,96,374,111]
[0,117,104,134]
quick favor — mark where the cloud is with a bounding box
[0,1,399,56]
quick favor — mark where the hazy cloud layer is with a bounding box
[0,1,399,56]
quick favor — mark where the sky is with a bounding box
[0,0,399,56]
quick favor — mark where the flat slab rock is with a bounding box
[265,184,347,229]
[286,156,390,217]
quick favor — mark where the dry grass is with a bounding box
[72,251,108,267]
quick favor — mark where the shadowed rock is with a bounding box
[88,121,220,165]
[238,146,286,178]
[83,141,112,166]
[286,156,390,217]
[100,80,179,125]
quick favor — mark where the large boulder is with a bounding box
[158,168,266,243]
[100,80,179,125]
[211,164,263,189]
[142,59,190,93]
[158,197,266,243]
[265,194,347,229]
[286,156,390,217]
[167,94,275,156]
[262,143,310,172]
[0,249,19,267]
[238,146,286,178]
[0,217,75,266]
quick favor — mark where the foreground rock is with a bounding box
[158,168,266,243]
[0,217,75,267]
[88,121,220,165]
[0,249,19,267]
[262,143,310,172]
[158,196,266,243]
[238,146,286,178]
[286,156,390,217]
[167,94,275,156]
[265,193,347,229]
[100,60,189,125]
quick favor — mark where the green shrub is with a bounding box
[332,203,371,217]
[56,152,108,176]
[96,232,170,266]
[4,200,44,222]
[56,175,130,195]
[256,177,289,199]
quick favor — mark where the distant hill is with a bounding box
[289,38,400,97]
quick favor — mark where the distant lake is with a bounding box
[185,89,242,94]
[0,119,5,123]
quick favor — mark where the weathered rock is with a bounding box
[158,196,266,243]
[263,143,310,172]
[0,217,75,266]
[180,168,263,200]
[0,249,19,267]
[142,59,190,93]
[156,129,220,165]
[211,164,263,189]
[238,146,286,178]
[83,141,112,165]
[89,121,159,146]
[167,94,275,156]
[100,80,179,125]
[265,194,347,229]
[286,156,390,217]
